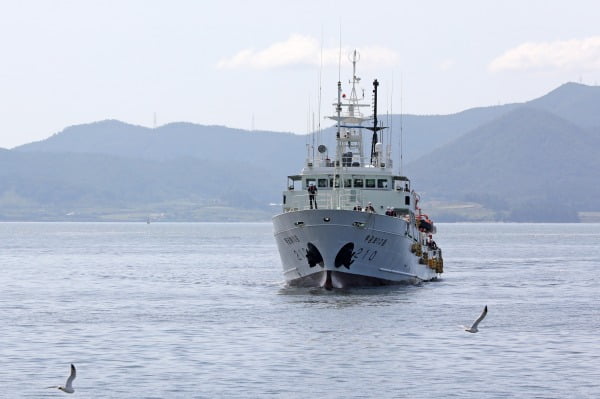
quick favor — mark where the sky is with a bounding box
[1,0,600,149]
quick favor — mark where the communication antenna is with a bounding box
[385,108,394,165]
[338,23,342,82]
[333,25,343,206]
[399,74,404,175]
[317,27,323,151]
[389,73,394,166]
[311,101,315,160]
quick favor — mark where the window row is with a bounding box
[307,178,389,189]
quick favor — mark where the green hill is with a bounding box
[406,107,600,222]
[3,82,600,221]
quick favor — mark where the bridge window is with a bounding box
[366,179,376,188]
[318,178,328,188]
[354,178,363,187]
[378,179,389,188]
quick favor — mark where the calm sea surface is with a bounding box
[1,222,599,398]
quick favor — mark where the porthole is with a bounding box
[323,217,331,222]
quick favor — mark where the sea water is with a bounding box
[0,222,599,398]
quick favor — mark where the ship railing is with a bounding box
[337,189,364,210]
[284,190,365,211]
[284,192,326,211]
[425,247,442,259]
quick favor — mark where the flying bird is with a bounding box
[462,305,487,333]
[47,363,76,394]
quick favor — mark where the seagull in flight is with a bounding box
[47,364,76,394]
[463,305,487,333]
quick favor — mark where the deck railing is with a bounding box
[285,190,366,211]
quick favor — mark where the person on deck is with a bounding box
[308,183,318,209]
[365,202,376,213]
[427,234,438,250]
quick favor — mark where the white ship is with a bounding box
[272,51,443,289]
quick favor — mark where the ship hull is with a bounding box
[273,209,438,288]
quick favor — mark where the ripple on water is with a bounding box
[1,222,599,398]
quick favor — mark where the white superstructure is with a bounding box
[272,51,443,289]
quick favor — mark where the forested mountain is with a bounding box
[16,120,307,165]
[406,107,600,221]
[0,150,281,221]
[2,82,600,221]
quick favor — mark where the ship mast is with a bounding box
[333,79,342,209]
[329,50,373,208]
[367,79,384,165]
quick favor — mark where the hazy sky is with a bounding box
[1,0,600,148]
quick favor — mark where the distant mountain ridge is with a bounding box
[406,106,600,221]
[527,82,600,128]
[2,82,600,221]
[16,120,307,165]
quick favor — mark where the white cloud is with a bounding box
[489,36,600,72]
[217,34,400,69]
[216,34,318,69]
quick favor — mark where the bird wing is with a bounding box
[65,364,76,389]
[470,305,488,329]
